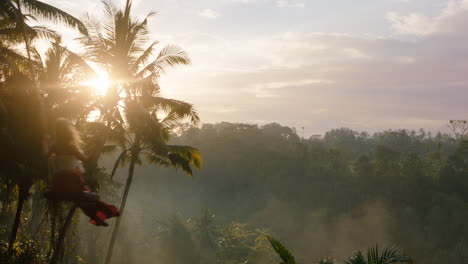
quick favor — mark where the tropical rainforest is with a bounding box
[0,0,468,264]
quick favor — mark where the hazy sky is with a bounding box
[43,0,468,136]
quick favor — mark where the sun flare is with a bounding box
[81,70,110,96]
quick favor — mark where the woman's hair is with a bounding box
[55,118,83,153]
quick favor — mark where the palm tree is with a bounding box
[104,99,202,264]
[78,0,194,125]
[78,0,189,87]
[34,37,95,127]
[0,1,93,259]
[77,2,201,263]
[77,0,194,181]
[26,37,91,230]
[0,74,46,251]
[31,38,98,264]
[189,208,218,264]
[0,0,89,251]
[0,38,94,259]
[190,208,217,249]
[1,0,88,133]
[0,0,88,240]
[76,0,198,206]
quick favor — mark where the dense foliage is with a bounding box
[125,122,466,264]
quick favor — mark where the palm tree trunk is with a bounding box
[1,182,13,216]
[8,187,27,252]
[50,204,78,264]
[104,154,137,264]
[46,206,57,259]
[26,190,43,235]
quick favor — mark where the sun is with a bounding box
[81,70,110,96]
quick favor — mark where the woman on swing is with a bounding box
[47,118,120,226]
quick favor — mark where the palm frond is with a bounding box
[0,45,30,75]
[367,245,411,264]
[144,145,201,176]
[21,0,88,35]
[267,236,296,264]
[156,44,191,69]
[127,12,155,57]
[30,46,43,68]
[166,152,193,175]
[30,25,58,39]
[76,14,108,62]
[140,96,199,125]
[130,40,158,72]
[166,145,202,169]
[137,44,190,78]
[145,152,171,167]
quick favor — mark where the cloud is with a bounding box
[245,79,333,98]
[342,48,371,59]
[160,24,468,134]
[198,9,220,19]
[386,12,436,36]
[386,0,468,36]
[252,79,335,90]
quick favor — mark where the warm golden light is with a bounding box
[81,70,110,96]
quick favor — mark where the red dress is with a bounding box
[47,150,120,226]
